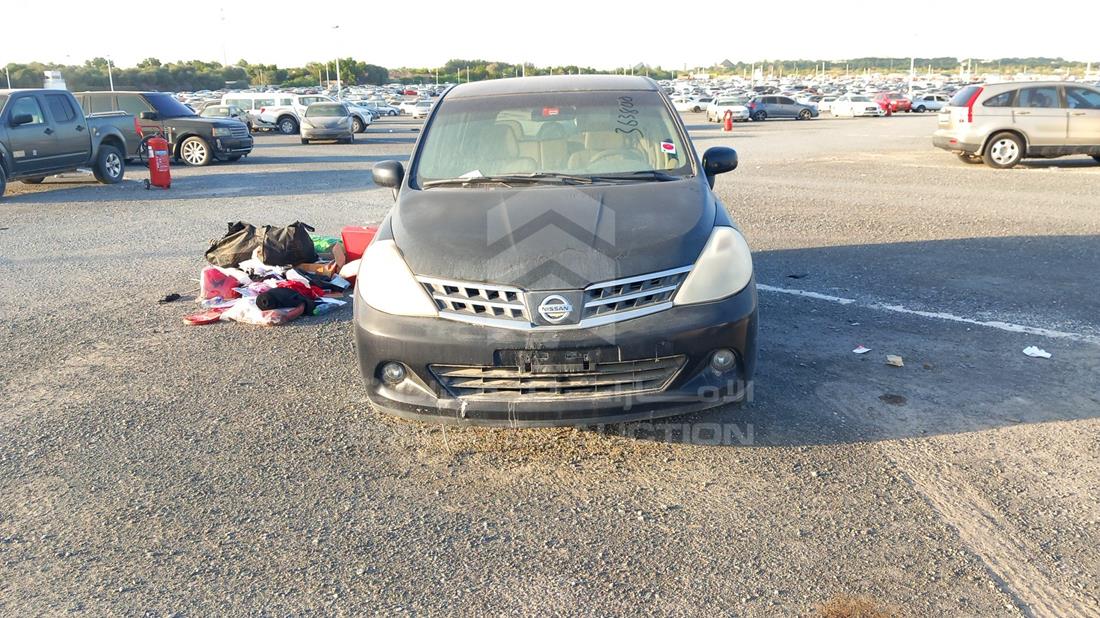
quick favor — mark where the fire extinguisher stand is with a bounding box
[142,133,172,190]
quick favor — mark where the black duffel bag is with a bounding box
[206,221,317,267]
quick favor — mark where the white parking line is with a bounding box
[758,284,1100,345]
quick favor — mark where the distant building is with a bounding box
[43,71,67,90]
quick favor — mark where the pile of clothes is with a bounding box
[184,221,361,327]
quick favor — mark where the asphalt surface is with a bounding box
[2,112,1098,617]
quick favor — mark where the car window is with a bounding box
[115,94,152,115]
[85,94,115,114]
[9,96,46,124]
[949,85,982,106]
[1065,87,1100,110]
[1017,87,1059,108]
[306,104,347,117]
[45,94,78,123]
[415,90,692,182]
[280,98,293,105]
[983,91,1015,107]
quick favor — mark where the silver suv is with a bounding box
[932,81,1100,168]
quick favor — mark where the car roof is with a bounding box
[445,75,658,99]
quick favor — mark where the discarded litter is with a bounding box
[1022,346,1052,359]
[787,273,809,279]
[184,220,371,327]
[158,293,181,304]
[852,345,872,354]
[885,355,904,367]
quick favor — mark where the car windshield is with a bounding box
[146,93,197,118]
[307,104,347,117]
[0,95,7,113]
[415,90,692,185]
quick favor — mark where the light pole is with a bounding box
[332,25,342,99]
[4,66,10,89]
[107,56,115,91]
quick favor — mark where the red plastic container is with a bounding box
[341,225,379,262]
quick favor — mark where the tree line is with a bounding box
[3,56,1093,92]
[1,58,389,91]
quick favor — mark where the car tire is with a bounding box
[0,167,7,198]
[983,133,1024,169]
[752,111,767,121]
[352,117,365,133]
[93,144,125,183]
[179,137,212,167]
[915,105,926,113]
[957,153,983,164]
[278,116,299,135]
[22,176,46,184]
[301,138,310,145]
[692,106,701,113]
[798,109,812,120]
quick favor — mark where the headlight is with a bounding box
[673,226,753,306]
[357,239,438,317]
[211,127,232,137]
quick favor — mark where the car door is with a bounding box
[776,96,797,118]
[4,93,56,175]
[1013,86,1067,148]
[1064,86,1100,147]
[43,93,89,169]
[115,93,158,136]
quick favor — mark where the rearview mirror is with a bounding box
[701,146,738,187]
[372,160,405,198]
[10,113,33,126]
[139,111,159,121]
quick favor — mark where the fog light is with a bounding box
[710,349,736,372]
[381,362,407,385]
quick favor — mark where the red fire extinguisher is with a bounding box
[723,110,734,132]
[143,135,171,190]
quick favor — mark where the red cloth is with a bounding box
[275,280,326,300]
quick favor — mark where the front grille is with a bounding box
[230,124,250,138]
[417,276,528,321]
[430,355,686,400]
[582,267,691,320]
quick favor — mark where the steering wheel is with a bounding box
[589,148,648,165]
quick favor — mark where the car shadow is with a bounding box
[1019,158,1100,169]
[581,235,1100,447]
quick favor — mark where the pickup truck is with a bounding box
[0,89,137,198]
[75,91,253,166]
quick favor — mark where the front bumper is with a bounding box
[354,283,758,426]
[302,128,352,139]
[213,135,253,156]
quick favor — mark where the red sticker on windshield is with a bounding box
[660,140,677,155]
[542,107,559,117]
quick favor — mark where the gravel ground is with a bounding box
[1,113,1098,617]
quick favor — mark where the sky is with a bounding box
[3,0,1097,70]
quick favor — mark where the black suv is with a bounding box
[356,75,757,426]
[75,91,253,166]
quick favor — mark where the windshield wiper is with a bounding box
[587,170,683,182]
[421,173,593,188]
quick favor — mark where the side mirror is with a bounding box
[701,146,738,187]
[372,160,405,199]
[10,113,33,126]
[139,111,159,121]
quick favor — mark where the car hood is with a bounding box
[391,179,716,290]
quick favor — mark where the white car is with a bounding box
[672,96,714,113]
[830,95,885,118]
[910,94,949,113]
[408,100,433,118]
[705,97,751,123]
[817,96,838,113]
